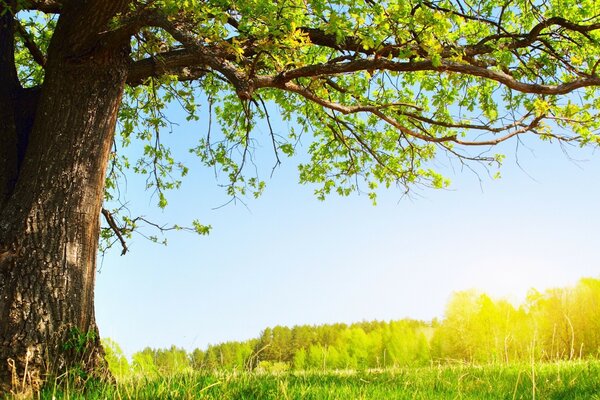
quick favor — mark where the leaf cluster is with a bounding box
[10,0,600,250]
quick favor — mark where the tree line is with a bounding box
[104,277,600,377]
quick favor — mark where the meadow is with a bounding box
[26,278,600,399]
[33,360,600,400]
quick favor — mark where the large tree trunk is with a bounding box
[0,2,130,394]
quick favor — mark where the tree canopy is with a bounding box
[14,0,600,221]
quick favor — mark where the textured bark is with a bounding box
[0,1,130,394]
[0,6,21,206]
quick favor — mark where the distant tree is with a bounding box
[385,320,430,366]
[2,0,600,391]
[209,340,255,370]
[344,327,370,368]
[154,345,190,374]
[432,290,481,362]
[571,278,600,358]
[292,348,307,370]
[202,346,220,370]
[253,327,274,367]
[528,287,576,360]
[366,328,384,368]
[306,345,323,370]
[102,338,130,379]
[325,346,340,369]
[190,348,205,370]
[291,325,316,353]
[131,348,158,377]
[133,284,600,376]
[270,326,294,362]
[526,278,600,361]
[491,299,525,363]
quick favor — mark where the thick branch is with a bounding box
[17,0,62,13]
[127,49,209,86]
[512,17,600,48]
[47,0,132,60]
[126,11,253,97]
[258,58,600,95]
[154,15,253,98]
[123,8,600,98]
[129,47,600,96]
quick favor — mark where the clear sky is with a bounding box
[95,103,600,357]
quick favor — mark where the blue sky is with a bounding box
[95,106,600,357]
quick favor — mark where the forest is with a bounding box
[104,277,600,377]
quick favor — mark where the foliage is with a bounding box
[432,277,600,363]
[62,328,97,355]
[103,0,600,202]
[11,0,600,249]
[117,277,600,376]
[58,328,101,382]
[102,339,130,381]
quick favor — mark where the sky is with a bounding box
[95,103,600,357]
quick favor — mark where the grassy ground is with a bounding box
[31,360,600,399]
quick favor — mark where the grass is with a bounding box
[27,360,600,399]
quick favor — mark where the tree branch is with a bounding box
[396,111,533,133]
[267,81,546,147]
[14,19,46,67]
[129,46,600,97]
[123,8,600,99]
[256,57,600,96]
[127,49,209,86]
[137,10,253,98]
[17,0,62,13]
[101,208,128,255]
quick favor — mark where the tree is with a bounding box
[292,347,307,370]
[571,278,600,358]
[1,0,600,393]
[131,347,158,377]
[101,338,130,380]
[431,290,481,362]
[153,345,190,374]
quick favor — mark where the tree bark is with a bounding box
[0,5,21,206]
[0,2,130,394]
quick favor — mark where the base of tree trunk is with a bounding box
[0,322,112,396]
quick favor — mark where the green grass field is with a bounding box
[30,360,600,400]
